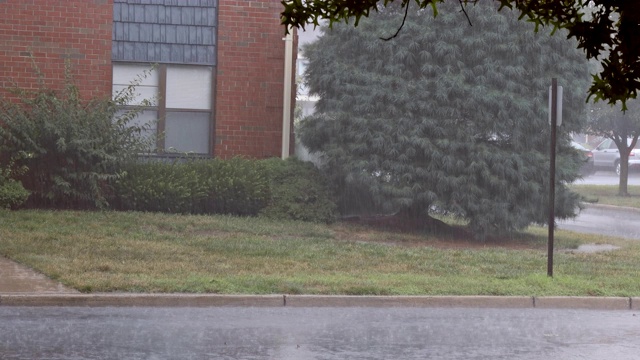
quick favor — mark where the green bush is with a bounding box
[112,159,206,213]
[0,171,30,209]
[0,158,30,209]
[113,157,270,216]
[112,157,336,222]
[259,158,337,223]
[0,62,153,209]
[195,158,271,216]
[0,180,30,209]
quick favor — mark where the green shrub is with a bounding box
[259,158,337,223]
[0,180,30,209]
[112,157,336,222]
[195,158,271,216]
[0,158,30,209]
[113,157,270,216]
[0,172,30,209]
[112,159,207,213]
[0,61,153,209]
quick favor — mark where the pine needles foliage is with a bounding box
[299,2,591,239]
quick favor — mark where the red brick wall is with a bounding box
[1,0,294,159]
[215,0,296,159]
[0,0,113,100]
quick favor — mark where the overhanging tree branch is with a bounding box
[458,0,473,26]
[380,1,411,40]
[281,0,640,107]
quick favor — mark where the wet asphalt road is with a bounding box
[558,205,640,240]
[577,171,640,186]
[560,171,640,240]
[1,306,639,359]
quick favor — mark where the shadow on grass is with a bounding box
[337,213,547,251]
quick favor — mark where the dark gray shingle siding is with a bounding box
[112,0,216,65]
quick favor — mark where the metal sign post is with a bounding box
[548,78,562,277]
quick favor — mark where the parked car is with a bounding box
[571,141,595,176]
[591,138,640,175]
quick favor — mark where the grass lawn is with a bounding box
[1,210,639,296]
[571,184,640,208]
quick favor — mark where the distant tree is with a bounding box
[298,3,590,238]
[587,100,640,196]
[282,0,640,109]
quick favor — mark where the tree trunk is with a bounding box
[618,151,630,196]
[395,205,460,234]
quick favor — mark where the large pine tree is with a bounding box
[299,2,591,238]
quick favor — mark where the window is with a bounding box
[113,63,214,155]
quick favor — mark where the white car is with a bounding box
[591,138,640,175]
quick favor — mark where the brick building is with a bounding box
[0,0,296,159]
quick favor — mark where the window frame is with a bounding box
[113,62,216,156]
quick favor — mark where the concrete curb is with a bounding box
[283,295,533,308]
[1,294,637,310]
[533,296,631,310]
[0,294,284,307]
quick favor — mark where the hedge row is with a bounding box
[112,157,337,223]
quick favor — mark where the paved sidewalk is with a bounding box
[0,256,78,294]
